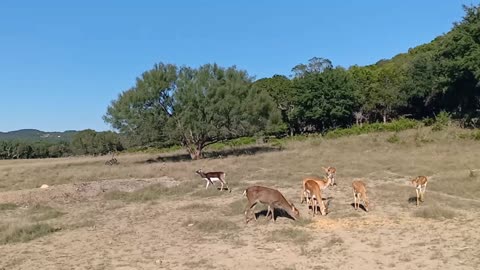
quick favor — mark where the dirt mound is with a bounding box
[0,177,177,205]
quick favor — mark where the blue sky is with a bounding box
[0,0,471,132]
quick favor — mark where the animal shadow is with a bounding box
[142,146,282,164]
[254,209,296,221]
[408,196,421,204]
[350,203,368,212]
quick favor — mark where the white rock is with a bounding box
[40,184,49,189]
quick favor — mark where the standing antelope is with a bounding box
[195,169,231,192]
[352,180,369,212]
[411,176,428,206]
[243,185,300,223]
[322,166,337,186]
[300,176,331,205]
[303,179,327,216]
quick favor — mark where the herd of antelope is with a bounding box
[195,167,428,223]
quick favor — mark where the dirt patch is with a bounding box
[310,216,405,231]
[0,177,177,205]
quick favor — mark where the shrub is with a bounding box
[324,118,421,139]
[386,133,401,143]
[432,111,452,132]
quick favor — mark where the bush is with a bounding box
[432,111,452,132]
[324,118,421,139]
[386,133,401,143]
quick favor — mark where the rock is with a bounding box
[40,184,49,189]
[187,223,194,227]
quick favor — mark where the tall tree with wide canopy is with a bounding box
[105,63,283,159]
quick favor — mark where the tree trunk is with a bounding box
[188,147,203,160]
[383,114,387,124]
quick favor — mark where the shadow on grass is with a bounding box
[349,202,368,212]
[254,208,296,222]
[142,146,283,164]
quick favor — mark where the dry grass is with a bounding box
[27,204,65,222]
[0,204,66,245]
[184,218,239,233]
[0,222,60,244]
[1,127,480,269]
[0,203,18,211]
[413,205,456,220]
[104,181,200,202]
[223,198,246,216]
[266,228,311,245]
[176,203,213,212]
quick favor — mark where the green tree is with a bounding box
[104,63,177,147]
[293,67,357,131]
[105,63,282,159]
[253,75,295,135]
[170,64,282,159]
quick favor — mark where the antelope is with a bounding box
[411,176,428,206]
[300,176,331,205]
[243,185,300,223]
[303,180,327,216]
[322,166,337,186]
[195,169,231,192]
[352,180,369,212]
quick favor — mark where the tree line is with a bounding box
[0,130,123,159]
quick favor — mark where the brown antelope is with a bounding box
[411,176,428,206]
[243,185,300,223]
[300,176,331,205]
[195,169,231,192]
[304,180,327,216]
[322,166,337,186]
[352,180,369,212]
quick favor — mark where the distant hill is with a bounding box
[0,129,78,142]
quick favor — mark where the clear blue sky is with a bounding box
[0,0,471,132]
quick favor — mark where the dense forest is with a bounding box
[2,4,479,160]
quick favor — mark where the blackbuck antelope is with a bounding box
[300,176,331,205]
[411,176,428,206]
[303,180,327,216]
[352,180,369,212]
[243,186,300,223]
[195,169,231,192]
[322,166,337,186]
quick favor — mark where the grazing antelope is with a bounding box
[195,169,231,192]
[322,166,337,186]
[304,179,327,216]
[300,176,331,205]
[411,176,428,206]
[352,180,369,212]
[243,185,300,223]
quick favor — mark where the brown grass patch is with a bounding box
[0,223,60,244]
[184,218,239,233]
[413,205,456,220]
[104,181,200,202]
[266,228,311,245]
[0,203,18,211]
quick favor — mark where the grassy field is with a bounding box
[1,127,480,269]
